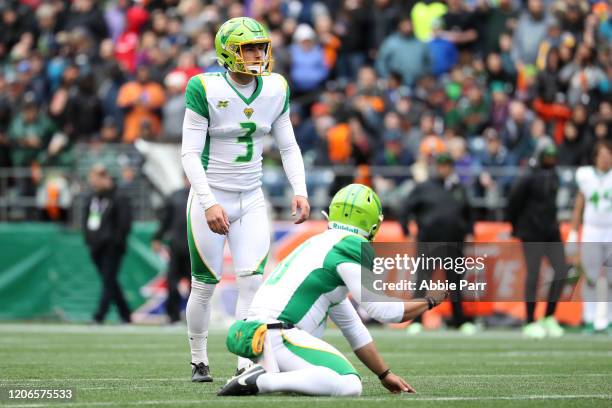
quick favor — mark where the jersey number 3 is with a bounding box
[236,122,255,162]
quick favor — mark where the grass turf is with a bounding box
[0,324,611,407]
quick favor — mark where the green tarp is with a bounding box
[0,222,163,321]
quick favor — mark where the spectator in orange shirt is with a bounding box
[116,66,165,143]
[314,15,341,71]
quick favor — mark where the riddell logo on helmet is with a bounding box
[330,222,370,238]
[330,222,359,234]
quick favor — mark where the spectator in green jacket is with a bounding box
[8,94,56,167]
[8,93,57,207]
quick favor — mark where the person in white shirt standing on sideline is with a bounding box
[570,141,612,334]
[181,17,309,382]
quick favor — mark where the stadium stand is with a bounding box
[0,0,610,224]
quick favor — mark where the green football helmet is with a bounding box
[214,17,273,76]
[327,184,384,241]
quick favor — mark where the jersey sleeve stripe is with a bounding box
[197,74,207,92]
[185,74,210,120]
[281,76,290,114]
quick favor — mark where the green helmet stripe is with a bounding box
[348,185,361,217]
[243,18,265,33]
[341,184,356,216]
[220,22,241,46]
[372,192,382,213]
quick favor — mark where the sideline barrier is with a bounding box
[0,221,582,325]
[0,222,162,321]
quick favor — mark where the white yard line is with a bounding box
[2,373,611,384]
[1,324,611,342]
[0,378,189,382]
[381,351,612,357]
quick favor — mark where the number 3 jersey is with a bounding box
[575,166,612,227]
[185,71,290,192]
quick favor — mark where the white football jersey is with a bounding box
[575,166,612,227]
[185,72,289,192]
[248,229,367,333]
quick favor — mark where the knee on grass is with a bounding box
[333,374,362,397]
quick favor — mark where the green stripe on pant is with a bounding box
[187,195,219,284]
[282,333,360,378]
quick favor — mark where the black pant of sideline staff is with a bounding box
[522,242,569,323]
[166,245,191,323]
[413,243,467,328]
[91,245,131,323]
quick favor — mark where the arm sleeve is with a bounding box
[329,298,373,351]
[337,262,404,323]
[558,63,577,84]
[181,108,217,210]
[272,110,308,197]
[375,39,391,78]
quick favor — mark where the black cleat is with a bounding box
[191,362,213,382]
[217,364,266,396]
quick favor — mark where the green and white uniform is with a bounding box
[247,229,404,383]
[575,166,612,327]
[181,70,307,371]
[575,166,612,231]
[185,72,290,195]
[182,71,307,282]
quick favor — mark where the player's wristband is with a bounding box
[378,369,391,380]
[425,296,436,310]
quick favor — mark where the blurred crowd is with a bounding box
[1,0,612,219]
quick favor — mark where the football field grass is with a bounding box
[0,324,611,407]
